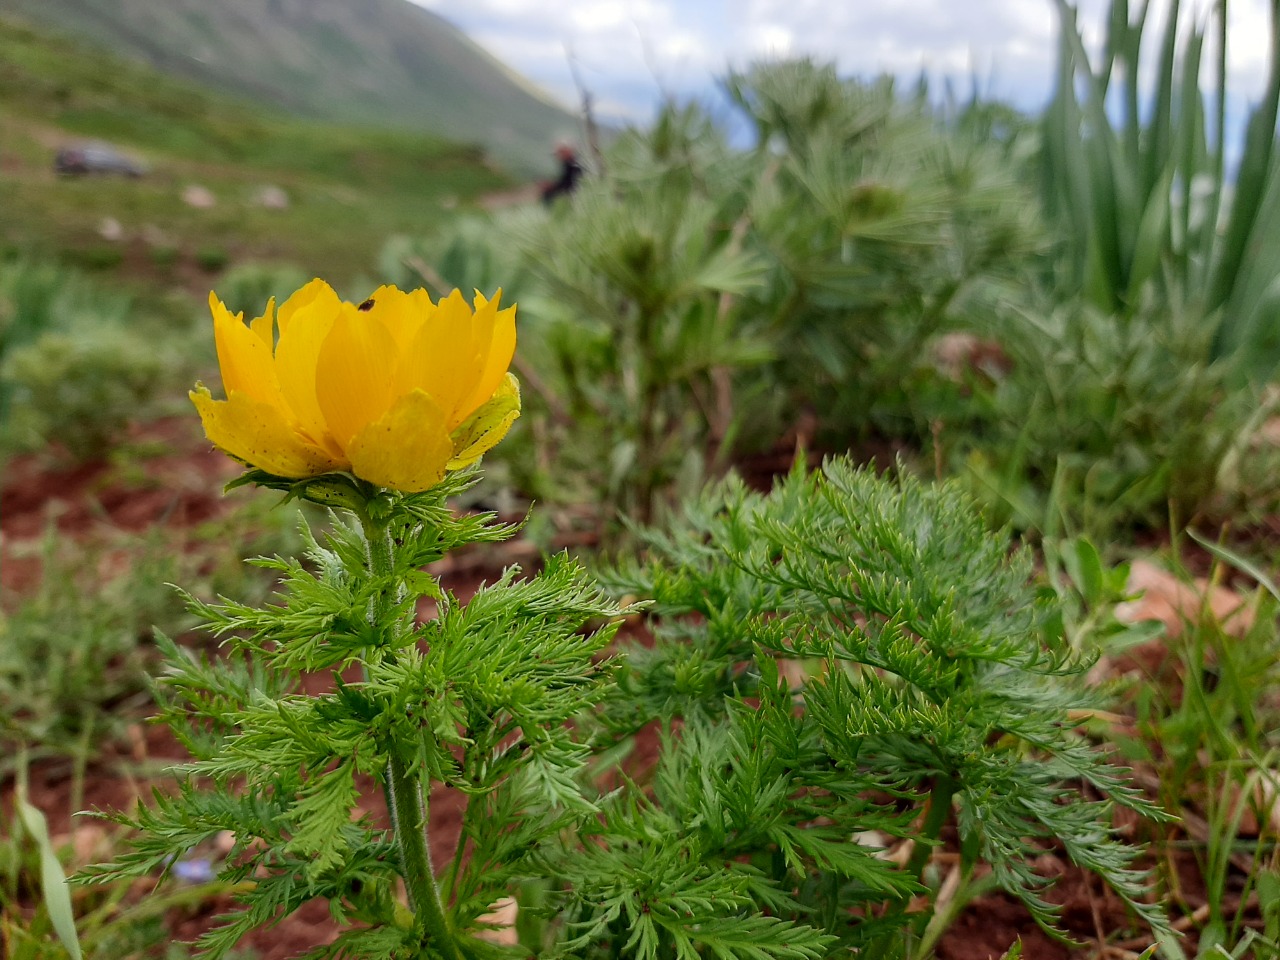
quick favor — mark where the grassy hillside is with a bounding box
[2,0,581,175]
[0,14,509,296]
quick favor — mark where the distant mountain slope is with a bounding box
[3,0,580,174]
[0,15,508,288]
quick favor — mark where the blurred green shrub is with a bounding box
[963,298,1279,538]
[384,68,1039,532]
[212,260,309,317]
[1,325,175,460]
[513,106,771,527]
[0,499,306,779]
[0,257,204,461]
[381,214,530,296]
[194,247,228,273]
[147,244,180,270]
[0,259,129,367]
[0,259,139,442]
[62,246,123,272]
[726,62,1044,442]
[0,530,158,778]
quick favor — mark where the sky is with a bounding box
[413,0,1274,136]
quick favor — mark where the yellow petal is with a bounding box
[274,303,343,459]
[397,288,488,427]
[277,279,342,335]
[209,293,286,410]
[360,285,426,356]
[190,384,346,478]
[249,299,276,348]
[347,389,454,493]
[448,373,521,469]
[456,293,516,424]
[406,288,435,318]
[314,304,398,449]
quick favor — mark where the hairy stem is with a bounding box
[362,513,464,960]
[388,753,461,958]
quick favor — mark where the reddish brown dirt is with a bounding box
[0,423,1206,959]
[1,417,242,596]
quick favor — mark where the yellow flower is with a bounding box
[191,279,520,493]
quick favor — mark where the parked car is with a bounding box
[54,142,148,177]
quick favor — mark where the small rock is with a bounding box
[97,217,123,241]
[853,830,898,861]
[254,185,289,209]
[1257,416,1280,447]
[183,184,216,209]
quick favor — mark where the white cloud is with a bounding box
[418,0,1274,125]
[745,23,795,58]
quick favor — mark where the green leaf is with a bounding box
[1062,536,1106,605]
[15,778,83,960]
[691,246,768,296]
[1125,161,1174,303]
[1187,529,1280,605]
[605,457,1172,944]
[283,753,358,880]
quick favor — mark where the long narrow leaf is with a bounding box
[1127,161,1175,302]
[1188,528,1280,604]
[1176,16,1208,285]
[15,779,83,960]
[1217,157,1280,377]
[1203,0,1228,278]
[1208,1,1280,328]
[1051,0,1134,310]
[1146,0,1180,197]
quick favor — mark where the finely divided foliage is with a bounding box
[82,472,628,959]
[598,459,1171,951]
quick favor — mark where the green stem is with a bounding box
[894,773,959,959]
[361,512,464,960]
[634,305,663,527]
[912,867,998,959]
[388,753,461,959]
[859,774,961,960]
[907,773,957,882]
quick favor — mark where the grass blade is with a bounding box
[1208,2,1280,327]
[1188,528,1280,604]
[14,776,83,960]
